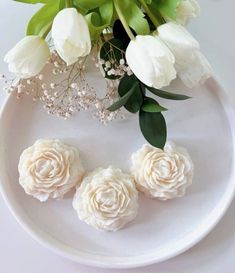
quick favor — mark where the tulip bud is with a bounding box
[126,35,176,89]
[4,36,50,79]
[52,8,91,66]
[158,22,212,88]
[176,0,200,25]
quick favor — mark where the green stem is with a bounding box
[138,0,160,28]
[40,22,52,39]
[113,0,135,40]
[65,0,72,8]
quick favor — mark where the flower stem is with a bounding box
[138,0,160,28]
[40,22,52,39]
[113,0,135,40]
[65,0,72,8]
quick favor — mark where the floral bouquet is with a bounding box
[3,0,212,149]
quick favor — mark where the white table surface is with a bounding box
[0,0,234,272]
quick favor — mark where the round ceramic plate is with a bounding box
[0,76,235,269]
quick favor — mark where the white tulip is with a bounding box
[126,35,176,89]
[4,36,50,79]
[158,22,212,88]
[176,0,200,25]
[52,8,91,66]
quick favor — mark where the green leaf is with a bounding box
[86,2,113,41]
[153,0,181,20]
[72,0,88,14]
[114,0,150,35]
[14,0,53,3]
[113,20,130,48]
[99,38,125,80]
[59,0,65,10]
[118,75,143,113]
[139,110,167,149]
[99,1,113,23]
[147,86,191,100]
[26,1,60,36]
[73,0,109,10]
[142,98,167,112]
[107,81,139,111]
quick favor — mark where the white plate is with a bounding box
[0,76,235,269]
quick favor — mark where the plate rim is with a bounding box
[0,77,235,269]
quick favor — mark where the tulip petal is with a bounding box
[126,39,156,87]
[158,22,212,88]
[158,22,199,66]
[4,36,50,79]
[126,35,176,89]
[178,51,212,88]
[52,8,91,65]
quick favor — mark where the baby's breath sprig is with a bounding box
[1,51,125,123]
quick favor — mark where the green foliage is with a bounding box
[14,0,53,3]
[107,81,139,112]
[113,20,130,48]
[72,0,88,14]
[15,0,183,40]
[73,0,109,10]
[99,38,125,80]
[141,97,167,112]
[139,109,167,149]
[107,75,169,149]
[86,2,113,41]
[107,74,143,112]
[59,0,65,10]
[153,0,181,20]
[114,0,150,35]
[15,0,190,150]
[26,0,60,36]
[147,86,191,100]
[118,75,143,113]
[107,75,191,148]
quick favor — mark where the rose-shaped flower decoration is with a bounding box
[73,167,138,231]
[18,139,84,202]
[131,142,193,200]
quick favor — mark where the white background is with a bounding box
[0,0,234,272]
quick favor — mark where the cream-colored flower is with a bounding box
[18,139,84,202]
[4,36,50,79]
[73,167,138,231]
[176,0,200,25]
[158,22,212,88]
[126,35,176,89]
[51,8,91,66]
[131,142,193,200]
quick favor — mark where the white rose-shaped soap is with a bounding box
[131,142,193,200]
[18,139,84,202]
[73,167,138,231]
